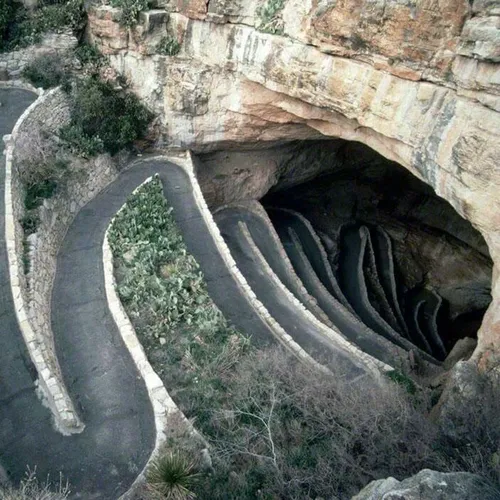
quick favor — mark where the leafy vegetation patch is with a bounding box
[386,369,417,395]
[257,0,285,35]
[22,54,71,89]
[74,42,107,75]
[60,77,152,157]
[155,35,181,56]
[109,179,249,405]
[110,0,149,28]
[0,0,85,52]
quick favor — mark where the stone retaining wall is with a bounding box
[6,87,120,433]
[0,33,77,79]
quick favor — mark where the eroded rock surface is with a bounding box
[353,469,499,500]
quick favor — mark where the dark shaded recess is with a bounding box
[261,139,493,360]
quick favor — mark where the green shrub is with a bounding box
[257,0,284,34]
[20,212,40,236]
[0,0,27,51]
[146,452,201,499]
[22,54,70,89]
[21,158,67,210]
[59,124,104,157]
[386,369,417,395]
[74,42,106,74]
[61,77,152,156]
[30,0,85,34]
[0,0,14,49]
[156,35,180,56]
[110,0,149,28]
[24,178,58,210]
[1,0,85,51]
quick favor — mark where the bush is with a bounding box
[59,124,104,158]
[16,126,69,186]
[29,0,85,34]
[15,126,69,209]
[20,212,40,236]
[22,54,70,89]
[1,0,85,51]
[436,369,500,486]
[194,348,441,499]
[257,0,285,34]
[0,0,14,49]
[386,369,417,395]
[74,42,106,75]
[110,0,149,28]
[24,177,58,209]
[61,77,152,156]
[156,35,180,56]
[0,0,25,51]
[146,452,201,500]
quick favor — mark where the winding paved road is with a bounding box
[1,91,279,497]
[1,87,449,496]
[1,88,156,498]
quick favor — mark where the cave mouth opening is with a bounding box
[199,138,493,366]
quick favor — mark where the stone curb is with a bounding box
[215,200,334,328]
[0,80,40,93]
[3,87,83,434]
[273,207,358,315]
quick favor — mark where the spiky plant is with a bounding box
[146,452,200,500]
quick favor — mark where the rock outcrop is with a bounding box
[353,469,499,500]
[86,0,500,364]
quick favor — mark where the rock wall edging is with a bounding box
[5,87,120,433]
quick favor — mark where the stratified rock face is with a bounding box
[353,469,499,500]
[86,1,500,363]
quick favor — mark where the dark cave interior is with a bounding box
[200,139,493,363]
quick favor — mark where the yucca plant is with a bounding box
[146,452,201,499]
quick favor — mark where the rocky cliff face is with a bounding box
[86,0,500,366]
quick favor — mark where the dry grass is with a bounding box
[0,469,70,500]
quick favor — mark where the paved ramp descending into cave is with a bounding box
[215,201,449,371]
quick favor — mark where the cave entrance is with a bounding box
[198,139,493,365]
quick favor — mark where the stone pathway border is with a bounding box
[2,85,83,434]
[184,153,350,374]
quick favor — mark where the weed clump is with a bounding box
[110,0,149,28]
[156,35,181,56]
[22,54,70,89]
[1,0,85,52]
[257,0,285,35]
[60,77,152,156]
